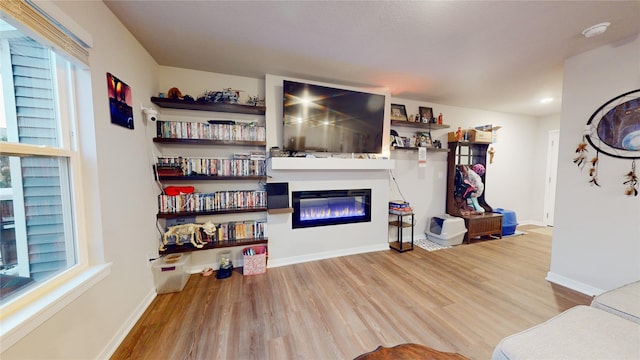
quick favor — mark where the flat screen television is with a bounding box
[283,80,386,154]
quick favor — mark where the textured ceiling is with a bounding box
[103,0,640,117]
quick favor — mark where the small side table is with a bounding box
[389,212,414,252]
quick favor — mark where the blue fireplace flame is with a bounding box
[299,197,366,221]
[292,189,372,229]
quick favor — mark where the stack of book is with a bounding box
[389,200,413,215]
[155,164,182,177]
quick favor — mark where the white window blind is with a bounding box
[0,0,89,65]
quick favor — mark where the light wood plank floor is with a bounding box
[111,226,591,360]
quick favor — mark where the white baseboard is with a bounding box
[545,272,604,296]
[98,288,156,360]
[518,219,545,226]
[268,243,388,268]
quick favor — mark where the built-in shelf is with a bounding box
[157,207,267,219]
[270,157,395,170]
[151,97,266,115]
[157,175,267,181]
[153,138,266,146]
[159,237,268,255]
[391,120,451,130]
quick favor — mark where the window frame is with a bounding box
[0,3,110,351]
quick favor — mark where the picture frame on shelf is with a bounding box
[417,132,433,147]
[391,104,408,121]
[394,136,406,147]
[419,106,434,124]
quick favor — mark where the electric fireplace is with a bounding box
[292,189,372,229]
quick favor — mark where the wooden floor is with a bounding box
[111,226,591,360]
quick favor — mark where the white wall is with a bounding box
[263,74,392,265]
[2,2,160,359]
[390,99,541,236]
[548,34,640,295]
[0,3,558,357]
[157,66,265,105]
[531,114,561,225]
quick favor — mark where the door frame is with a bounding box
[543,129,559,226]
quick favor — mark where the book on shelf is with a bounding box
[156,120,265,141]
[209,219,267,243]
[389,200,410,208]
[156,156,266,177]
[158,190,267,214]
[389,208,413,215]
[389,200,411,214]
[163,219,267,246]
[155,165,183,177]
[389,200,413,215]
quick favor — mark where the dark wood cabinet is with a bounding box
[446,141,502,243]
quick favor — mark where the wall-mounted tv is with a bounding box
[283,80,386,154]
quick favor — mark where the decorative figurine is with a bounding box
[247,95,260,106]
[168,87,183,99]
[198,88,242,104]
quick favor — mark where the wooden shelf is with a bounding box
[152,96,269,254]
[157,175,267,181]
[448,140,492,146]
[151,97,265,115]
[389,212,414,252]
[388,220,413,228]
[268,207,293,215]
[391,120,450,130]
[159,237,268,255]
[388,240,413,252]
[392,146,448,152]
[153,138,266,146]
[157,207,267,219]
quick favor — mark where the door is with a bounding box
[543,130,559,226]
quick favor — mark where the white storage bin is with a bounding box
[152,253,191,294]
[426,215,467,246]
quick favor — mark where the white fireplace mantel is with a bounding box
[269,157,395,170]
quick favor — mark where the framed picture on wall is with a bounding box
[417,132,433,147]
[419,106,433,123]
[107,72,134,130]
[391,104,408,121]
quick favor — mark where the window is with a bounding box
[0,2,109,350]
[0,19,83,305]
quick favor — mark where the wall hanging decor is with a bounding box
[390,103,408,121]
[574,89,640,196]
[107,72,134,129]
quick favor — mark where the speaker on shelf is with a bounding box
[266,182,289,209]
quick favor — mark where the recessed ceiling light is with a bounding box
[582,22,610,38]
[540,97,554,104]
